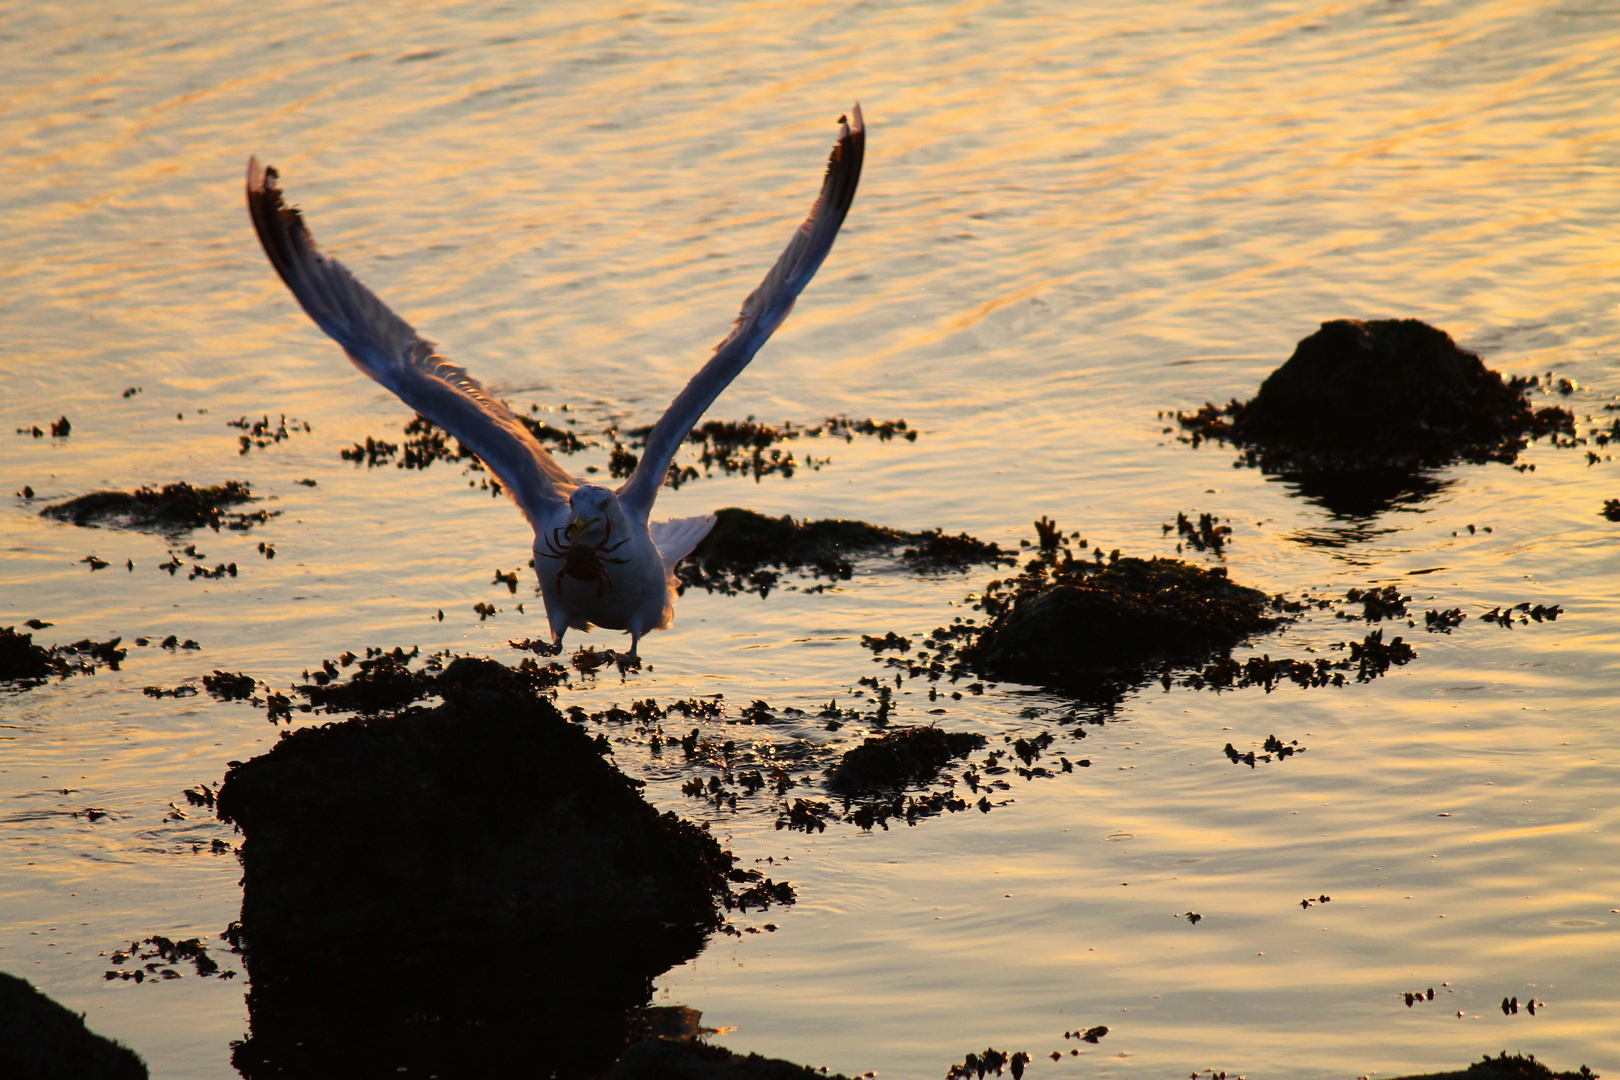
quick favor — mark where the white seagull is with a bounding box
[247,106,864,661]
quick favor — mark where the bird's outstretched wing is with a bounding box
[617,105,865,519]
[246,158,576,525]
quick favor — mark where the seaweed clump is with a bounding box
[40,482,274,533]
[1175,320,1575,514]
[826,727,987,796]
[0,626,127,687]
[0,971,147,1079]
[676,508,1009,596]
[956,525,1279,696]
[217,657,736,1077]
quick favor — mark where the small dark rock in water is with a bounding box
[677,508,1008,596]
[606,1038,854,1079]
[959,532,1279,695]
[677,509,907,596]
[218,658,734,1077]
[826,727,987,796]
[1176,320,1575,515]
[0,970,147,1079]
[40,481,275,533]
[1387,1053,1598,1080]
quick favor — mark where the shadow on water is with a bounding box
[1270,466,1454,522]
[216,657,737,1079]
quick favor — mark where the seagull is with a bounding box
[247,106,864,661]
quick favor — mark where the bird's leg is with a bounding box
[615,632,641,674]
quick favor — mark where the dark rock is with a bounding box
[1176,320,1574,515]
[826,727,987,796]
[0,971,147,1079]
[676,508,1008,596]
[1388,1053,1597,1080]
[961,551,1278,695]
[40,482,274,533]
[677,509,907,595]
[606,1038,853,1080]
[217,662,734,1078]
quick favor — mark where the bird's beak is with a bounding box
[566,516,589,543]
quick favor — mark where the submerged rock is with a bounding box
[0,971,147,1079]
[217,657,733,1077]
[1176,319,1574,514]
[40,481,274,533]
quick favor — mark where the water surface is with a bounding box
[3,1,1620,1077]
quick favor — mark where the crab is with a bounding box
[539,517,632,598]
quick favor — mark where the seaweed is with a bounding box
[825,727,987,796]
[676,508,1009,596]
[0,626,126,687]
[40,481,274,534]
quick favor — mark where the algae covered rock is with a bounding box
[676,508,1010,596]
[1177,319,1574,514]
[0,972,147,1080]
[962,548,1278,695]
[218,657,734,1077]
[826,727,987,796]
[40,481,274,532]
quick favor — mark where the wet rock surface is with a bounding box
[39,481,275,533]
[957,529,1280,696]
[676,508,1011,596]
[216,657,735,1077]
[1174,319,1575,514]
[825,726,987,796]
[0,971,147,1079]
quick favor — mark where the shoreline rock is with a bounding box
[0,972,147,1079]
[217,657,735,1077]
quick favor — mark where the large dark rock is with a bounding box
[1177,319,1573,515]
[0,972,147,1080]
[217,658,734,1078]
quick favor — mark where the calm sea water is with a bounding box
[4,1,1620,1077]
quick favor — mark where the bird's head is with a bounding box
[564,484,619,546]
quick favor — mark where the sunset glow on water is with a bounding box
[3,1,1620,1077]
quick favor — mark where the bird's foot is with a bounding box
[507,636,563,657]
